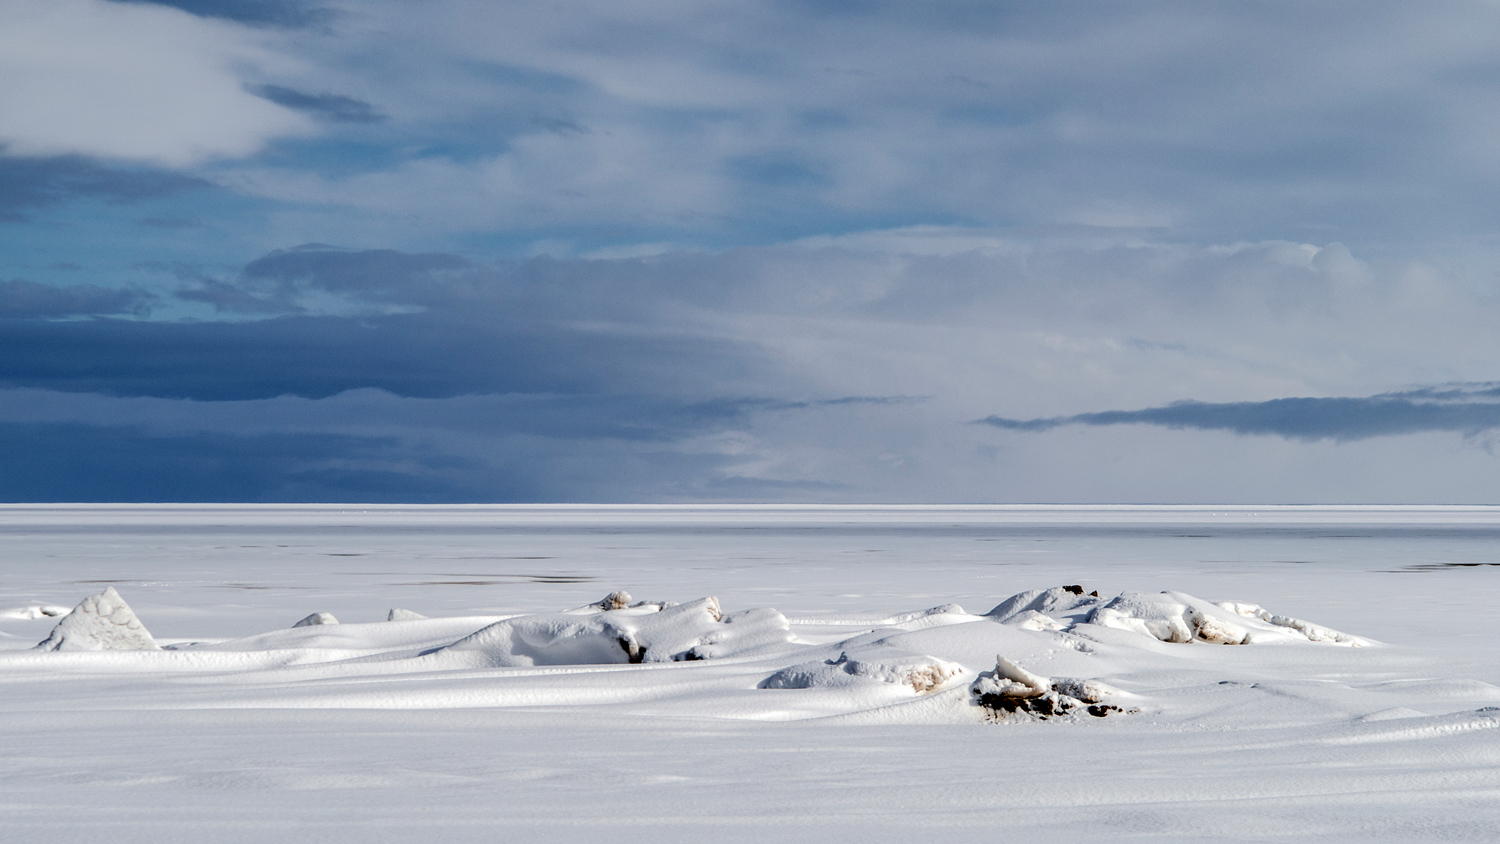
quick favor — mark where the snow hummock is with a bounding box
[33,587,159,652]
[985,584,1366,646]
[761,646,964,693]
[12,583,1397,728]
[439,595,794,667]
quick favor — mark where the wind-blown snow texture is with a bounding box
[4,505,1500,842]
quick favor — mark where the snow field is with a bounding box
[3,505,1500,841]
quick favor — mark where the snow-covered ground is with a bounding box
[3,505,1500,842]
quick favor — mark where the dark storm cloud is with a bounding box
[977,387,1500,442]
[0,279,154,319]
[0,156,209,222]
[109,0,333,28]
[249,85,385,123]
[0,385,916,502]
[0,421,518,503]
[0,312,758,401]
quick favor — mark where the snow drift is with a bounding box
[14,584,1388,725]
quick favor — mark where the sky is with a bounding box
[6,0,1500,503]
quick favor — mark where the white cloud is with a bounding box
[0,0,310,166]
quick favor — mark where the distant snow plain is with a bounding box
[3,504,1500,842]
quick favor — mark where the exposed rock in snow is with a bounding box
[34,588,159,652]
[292,612,339,628]
[387,608,427,621]
[565,591,675,614]
[760,646,964,694]
[439,596,793,667]
[970,655,1136,720]
[597,590,633,611]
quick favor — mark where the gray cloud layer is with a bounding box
[978,388,1500,442]
[0,279,153,318]
[113,0,332,28]
[249,85,385,124]
[0,155,208,221]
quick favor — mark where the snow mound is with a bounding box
[439,596,794,667]
[986,585,1098,626]
[985,586,1366,646]
[387,608,427,621]
[1091,591,1367,645]
[761,646,964,694]
[293,612,339,628]
[34,588,159,652]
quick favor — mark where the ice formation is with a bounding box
[18,584,1376,725]
[987,585,1366,646]
[34,587,159,652]
[439,595,795,667]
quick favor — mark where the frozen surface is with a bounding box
[4,504,1500,841]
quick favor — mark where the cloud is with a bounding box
[0,155,208,221]
[249,85,385,123]
[0,0,309,166]
[0,279,154,318]
[977,386,1500,443]
[0,312,765,401]
[188,0,1500,252]
[0,421,509,503]
[110,0,333,28]
[8,236,1500,502]
[0,387,929,502]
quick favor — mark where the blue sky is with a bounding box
[6,0,1500,502]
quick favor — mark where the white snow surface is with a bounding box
[4,504,1500,841]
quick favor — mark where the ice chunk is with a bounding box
[971,655,1050,699]
[971,655,1136,720]
[760,647,963,694]
[292,612,339,628]
[34,587,159,652]
[387,608,427,621]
